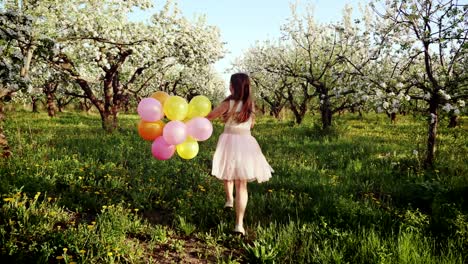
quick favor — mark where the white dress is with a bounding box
[211,100,273,183]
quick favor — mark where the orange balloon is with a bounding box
[138,120,165,141]
[151,91,170,106]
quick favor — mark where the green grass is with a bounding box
[1,111,467,263]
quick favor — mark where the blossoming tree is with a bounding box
[370,0,467,165]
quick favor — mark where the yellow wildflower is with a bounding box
[3,198,14,202]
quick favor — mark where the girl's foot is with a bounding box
[233,225,245,236]
[224,201,233,209]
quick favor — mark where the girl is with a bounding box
[207,73,273,235]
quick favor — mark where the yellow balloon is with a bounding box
[163,96,189,121]
[151,91,170,106]
[187,95,212,118]
[176,137,199,160]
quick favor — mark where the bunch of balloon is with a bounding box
[137,91,213,161]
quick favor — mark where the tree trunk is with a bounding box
[390,113,397,124]
[273,110,281,119]
[320,95,332,129]
[271,106,282,119]
[448,115,458,128]
[112,109,118,129]
[0,104,11,158]
[46,95,56,117]
[45,89,56,117]
[123,94,131,113]
[99,110,118,132]
[0,89,13,158]
[293,113,303,124]
[43,82,58,117]
[286,85,308,125]
[289,102,306,125]
[425,99,439,167]
[31,96,39,112]
[79,98,91,112]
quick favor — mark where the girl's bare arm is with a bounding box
[250,104,256,129]
[206,101,229,121]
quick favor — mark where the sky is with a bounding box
[129,0,367,86]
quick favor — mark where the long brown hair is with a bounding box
[223,73,254,123]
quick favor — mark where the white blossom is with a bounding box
[442,103,452,112]
[439,90,451,100]
[430,113,437,124]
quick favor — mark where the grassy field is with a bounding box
[1,111,467,263]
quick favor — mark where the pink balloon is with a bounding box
[163,120,187,145]
[151,136,175,160]
[186,117,213,141]
[138,98,163,122]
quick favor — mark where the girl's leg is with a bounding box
[224,180,234,207]
[234,180,248,234]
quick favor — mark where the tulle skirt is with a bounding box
[212,128,273,183]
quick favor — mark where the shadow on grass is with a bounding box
[2,112,468,239]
